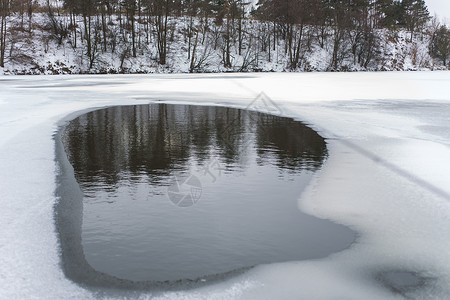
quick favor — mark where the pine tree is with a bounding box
[401,0,430,40]
[430,25,450,66]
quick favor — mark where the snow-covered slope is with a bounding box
[0,13,448,75]
[1,72,450,299]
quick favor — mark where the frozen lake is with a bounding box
[0,72,449,299]
[58,104,353,284]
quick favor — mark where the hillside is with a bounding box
[0,11,448,75]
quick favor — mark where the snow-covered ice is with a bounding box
[0,72,450,299]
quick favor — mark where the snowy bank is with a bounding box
[0,13,449,75]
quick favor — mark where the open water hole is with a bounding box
[56,103,354,288]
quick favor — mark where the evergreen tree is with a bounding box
[401,0,430,40]
[375,0,398,27]
[430,25,450,66]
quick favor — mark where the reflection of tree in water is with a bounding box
[214,107,246,162]
[255,114,327,171]
[64,104,327,190]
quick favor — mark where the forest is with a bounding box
[0,0,449,73]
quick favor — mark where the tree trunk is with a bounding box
[189,30,199,73]
[0,15,6,67]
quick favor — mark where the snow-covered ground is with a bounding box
[0,72,450,299]
[1,13,447,75]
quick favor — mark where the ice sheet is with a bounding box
[1,72,450,299]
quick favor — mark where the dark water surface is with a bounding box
[57,104,354,286]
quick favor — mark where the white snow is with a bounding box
[1,72,450,299]
[1,13,447,75]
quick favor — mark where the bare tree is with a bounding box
[122,0,137,57]
[146,0,170,64]
[0,0,8,67]
[328,0,351,70]
[46,0,69,45]
[81,0,101,68]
